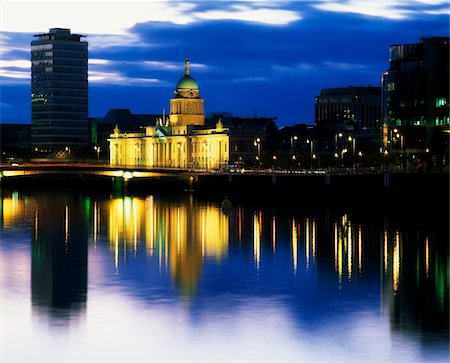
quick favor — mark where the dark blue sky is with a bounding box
[0,1,448,126]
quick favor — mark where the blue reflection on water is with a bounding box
[0,189,448,362]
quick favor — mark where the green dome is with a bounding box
[176,75,199,90]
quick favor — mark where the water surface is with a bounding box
[0,189,448,362]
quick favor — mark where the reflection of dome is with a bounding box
[176,75,198,90]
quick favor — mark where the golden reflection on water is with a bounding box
[332,214,363,283]
[254,211,261,270]
[272,216,276,254]
[107,196,229,296]
[292,218,297,274]
[2,192,23,226]
[305,217,309,269]
[0,191,448,361]
[1,191,446,306]
[393,230,400,293]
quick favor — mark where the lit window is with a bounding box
[436,98,447,107]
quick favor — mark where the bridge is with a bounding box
[0,163,447,203]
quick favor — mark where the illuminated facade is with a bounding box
[109,59,230,169]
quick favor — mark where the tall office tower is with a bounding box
[31,28,88,152]
[314,86,381,130]
[382,37,449,127]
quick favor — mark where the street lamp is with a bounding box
[348,136,356,170]
[306,139,314,171]
[94,145,100,163]
[335,132,343,152]
[290,135,298,157]
[254,138,261,168]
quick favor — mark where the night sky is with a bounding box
[1,1,448,126]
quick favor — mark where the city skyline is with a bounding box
[1,0,449,126]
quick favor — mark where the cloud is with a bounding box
[1,1,301,36]
[0,1,195,34]
[89,59,113,65]
[0,69,30,80]
[0,59,30,68]
[322,61,368,71]
[312,1,413,20]
[89,70,164,86]
[312,0,450,20]
[231,76,269,82]
[0,33,29,56]
[88,34,143,49]
[0,53,30,82]
[193,4,301,25]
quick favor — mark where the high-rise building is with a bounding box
[382,37,449,127]
[31,28,88,151]
[314,86,381,130]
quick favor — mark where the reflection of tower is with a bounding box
[169,58,205,126]
[107,195,229,299]
[169,201,203,298]
[31,193,88,323]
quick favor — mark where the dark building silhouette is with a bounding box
[205,113,276,166]
[313,87,382,163]
[31,28,88,152]
[95,109,160,157]
[381,37,449,168]
[382,37,449,127]
[315,86,381,130]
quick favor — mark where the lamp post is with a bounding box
[348,136,356,171]
[290,135,298,157]
[94,145,100,163]
[335,132,343,152]
[254,138,261,167]
[306,139,314,171]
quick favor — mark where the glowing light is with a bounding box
[425,236,429,278]
[133,200,138,255]
[358,225,362,273]
[145,196,155,255]
[177,207,181,254]
[254,212,261,270]
[338,227,343,283]
[384,230,388,275]
[272,216,276,254]
[34,210,39,242]
[393,231,400,293]
[334,222,338,271]
[305,217,310,269]
[65,205,69,252]
[292,218,298,274]
[312,218,316,259]
[123,171,133,179]
[201,208,206,257]
[2,196,23,226]
[93,201,98,246]
[347,220,352,281]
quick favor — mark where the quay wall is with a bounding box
[1,172,447,207]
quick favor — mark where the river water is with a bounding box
[0,188,448,362]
